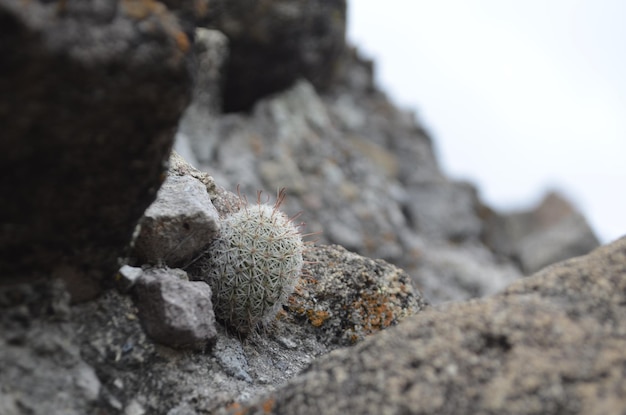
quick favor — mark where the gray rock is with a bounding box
[483,191,600,274]
[0,279,100,415]
[134,268,217,351]
[289,244,428,346]
[178,28,229,162]
[208,0,348,111]
[405,181,484,241]
[168,151,242,218]
[236,237,626,415]
[0,0,191,300]
[413,239,522,303]
[132,175,219,267]
[116,265,144,293]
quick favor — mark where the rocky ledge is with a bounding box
[0,1,618,414]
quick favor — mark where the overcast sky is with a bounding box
[348,0,626,243]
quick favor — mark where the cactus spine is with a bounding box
[195,189,304,335]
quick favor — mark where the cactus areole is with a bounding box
[196,189,304,335]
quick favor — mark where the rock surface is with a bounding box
[132,174,220,267]
[207,0,348,112]
[0,0,191,300]
[483,192,600,274]
[0,241,423,414]
[0,1,610,414]
[236,236,626,415]
[134,267,217,351]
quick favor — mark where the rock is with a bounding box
[116,264,144,293]
[177,28,229,162]
[483,191,600,274]
[167,151,241,218]
[131,174,220,267]
[209,0,348,111]
[235,237,626,415]
[413,239,522,303]
[0,279,100,415]
[134,267,216,351]
[289,244,427,346]
[0,0,191,300]
[404,181,483,241]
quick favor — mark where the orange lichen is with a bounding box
[261,397,275,413]
[174,31,190,53]
[121,0,164,20]
[307,309,330,327]
[353,292,395,335]
[225,402,245,415]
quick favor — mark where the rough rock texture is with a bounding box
[236,236,626,415]
[0,1,608,414]
[176,28,229,167]
[134,267,217,350]
[0,280,101,415]
[208,0,348,112]
[0,242,423,414]
[0,0,191,299]
[181,49,526,303]
[290,244,427,346]
[483,191,600,274]
[132,174,220,267]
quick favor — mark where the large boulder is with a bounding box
[0,0,191,300]
[236,236,626,414]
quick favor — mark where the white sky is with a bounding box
[348,0,626,243]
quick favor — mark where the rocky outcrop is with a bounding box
[0,0,191,300]
[0,1,609,414]
[0,241,424,414]
[237,236,626,415]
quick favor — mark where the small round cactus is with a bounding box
[195,189,304,335]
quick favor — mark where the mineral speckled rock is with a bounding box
[134,267,216,351]
[132,174,220,267]
[288,244,427,346]
[0,0,191,299]
[235,237,626,415]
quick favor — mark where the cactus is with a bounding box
[193,189,304,335]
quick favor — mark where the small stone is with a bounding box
[116,265,144,293]
[134,268,217,351]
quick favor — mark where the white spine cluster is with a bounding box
[198,192,304,335]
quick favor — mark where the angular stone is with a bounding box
[132,175,219,267]
[134,268,216,351]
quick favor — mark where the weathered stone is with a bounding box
[209,0,348,111]
[288,244,427,346]
[483,191,599,273]
[116,264,144,293]
[405,181,483,241]
[134,268,216,351]
[168,151,241,218]
[413,240,522,303]
[0,0,191,298]
[132,174,219,267]
[236,237,626,415]
[0,279,100,415]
